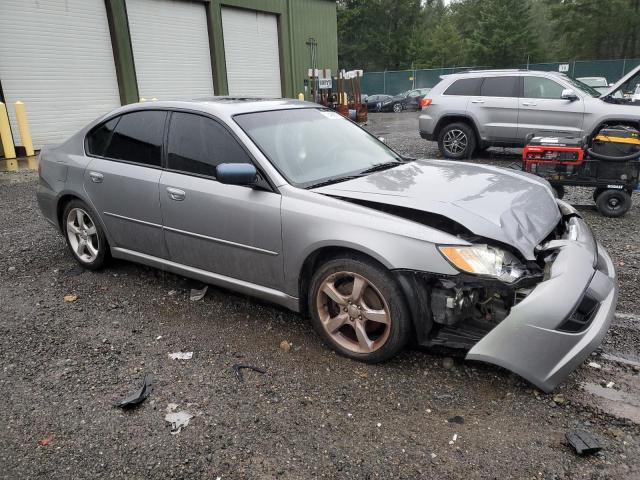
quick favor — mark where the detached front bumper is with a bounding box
[466,216,617,392]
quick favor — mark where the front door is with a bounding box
[517,76,585,141]
[83,110,167,258]
[159,111,284,289]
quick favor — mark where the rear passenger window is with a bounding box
[523,77,565,99]
[92,110,166,166]
[167,112,251,177]
[480,76,519,97]
[444,78,482,96]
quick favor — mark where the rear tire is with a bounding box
[62,199,109,270]
[392,103,403,113]
[438,122,476,159]
[595,189,632,217]
[308,255,411,363]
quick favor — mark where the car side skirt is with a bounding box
[111,247,300,312]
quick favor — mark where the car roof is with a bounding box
[106,97,314,121]
[442,69,563,79]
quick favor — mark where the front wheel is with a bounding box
[595,189,632,217]
[63,200,109,270]
[438,122,476,159]
[308,256,411,363]
[392,103,402,113]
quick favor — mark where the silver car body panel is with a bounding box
[313,160,561,261]
[36,99,617,392]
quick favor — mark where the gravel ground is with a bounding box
[1,112,639,479]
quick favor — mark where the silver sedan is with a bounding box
[37,99,617,392]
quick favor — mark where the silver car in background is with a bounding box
[37,99,617,392]
[419,66,640,158]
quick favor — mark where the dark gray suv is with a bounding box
[419,67,640,159]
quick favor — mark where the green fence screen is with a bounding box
[362,58,640,95]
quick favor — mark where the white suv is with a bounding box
[419,67,640,159]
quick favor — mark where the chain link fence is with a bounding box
[362,58,640,95]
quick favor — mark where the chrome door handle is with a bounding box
[167,187,186,201]
[89,171,103,183]
[522,102,537,106]
[470,99,484,103]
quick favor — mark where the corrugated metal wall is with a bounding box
[287,0,338,98]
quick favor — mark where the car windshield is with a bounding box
[564,77,601,97]
[234,108,404,188]
[580,77,607,87]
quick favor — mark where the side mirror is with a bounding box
[561,89,578,101]
[216,163,257,185]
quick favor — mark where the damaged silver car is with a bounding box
[37,99,618,392]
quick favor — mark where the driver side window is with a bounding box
[523,77,566,99]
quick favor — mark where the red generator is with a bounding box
[523,136,585,181]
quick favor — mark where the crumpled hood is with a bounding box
[313,159,562,260]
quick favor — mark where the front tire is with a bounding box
[62,200,109,270]
[438,122,476,159]
[308,255,411,363]
[595,189,632,217]
[392,103,402,113]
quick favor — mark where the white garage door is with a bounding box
[0,0,121,149]
[222,7,282,97]
[127,0,214,100]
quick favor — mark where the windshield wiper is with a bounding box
[305,175,361,189]
[358,158,413,175]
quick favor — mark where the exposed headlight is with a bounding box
[438,244,525,283]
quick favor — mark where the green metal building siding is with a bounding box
[105,0,337,102]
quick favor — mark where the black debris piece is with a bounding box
[566,429,602,455]
[116,373,153,409]
[232,364,266,383]
[448,415,465,425]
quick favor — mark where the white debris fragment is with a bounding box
[165,411,194,434]
[168,352,193,360]
[166,403,178,413]
[376,422,382,428]
[156,335,162,340]
[449,433,458,445]
[606,381,615,389]
[190,286,208,301]
[588,362,602,369]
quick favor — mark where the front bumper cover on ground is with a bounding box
[466,216,617,392]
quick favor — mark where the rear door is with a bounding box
[517,76,585,140]
[84,110,167,258]
[159,111,284,289]
[468,76,520,143]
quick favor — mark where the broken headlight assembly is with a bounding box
[438,244,526,283]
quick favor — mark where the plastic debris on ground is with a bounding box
[189,285,208,301]
[588,361,602,369]
[115,373,153,409]
[168,352,193,360]
[279,340,291,352]
[448,415,464,424]
[165,408,194,434]
[566,429,602,455]
[232,364,266,383]
[38,438,53,446]
[63,294,79,302]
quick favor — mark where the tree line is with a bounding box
[337,0,640,71]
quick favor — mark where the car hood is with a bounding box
[313,160,562,260]
[602,64,640,97]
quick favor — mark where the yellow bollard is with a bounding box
[0,102,17,163]
[298,93,304,101]
[14,101,34,156]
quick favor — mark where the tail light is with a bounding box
[419,98,432,108]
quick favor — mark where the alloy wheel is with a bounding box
[66,207,100,263]
[316,271,391,354]
[393,103,402,113]
[443,129,468,155]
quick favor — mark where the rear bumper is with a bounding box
[467,217,617,392]
[418,113,436,140]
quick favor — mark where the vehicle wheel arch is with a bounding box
[589,119,640,137]
[56,192,113,247]
[434,115,482,147]
[297,245,394,316]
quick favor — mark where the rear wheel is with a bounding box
[308,255,411,363]
[438,122,476,159]
[62,200,109,270]
[392,103,403,113]
[595,189,632,217]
